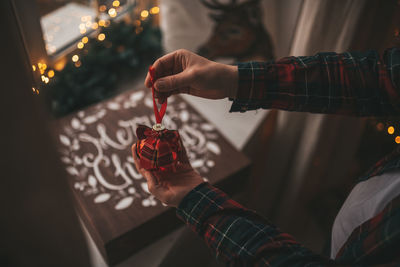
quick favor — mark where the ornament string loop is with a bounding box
[149,66,167,124]
[136,67,182,172]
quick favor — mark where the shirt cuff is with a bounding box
[229,61,271,113]
[176,182,243,234]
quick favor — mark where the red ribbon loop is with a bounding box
[149,66,167,124]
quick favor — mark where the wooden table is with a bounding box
[54,88,250,265]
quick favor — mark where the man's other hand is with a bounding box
[132,143,204,207]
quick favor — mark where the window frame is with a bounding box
[12,0,138,66]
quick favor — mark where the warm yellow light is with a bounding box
[81,16,91,22]
[37,62,47,74]
[79,23,86,30]
[99,20,106,27]
[72,55,79,62]
[41,75,46,81]
[141,10,149,18]
[134,20,141,27]
[85,21,92,27]
[44,77,49,84]
[48,70,55,78]
[92,22,99,29]
[32,87,36,92]
[97,33,106,41]
[77,42,84,49]
[395,136,400,144]
[75,61,82,68]
[80,28,87,34]
[38,62,47,71]
[32,65,36,71]
[388,126,395,135]
[112,0,120,7]
[108,8,117,17]
[150,6,160,14]
[54,58,67,71]
[36,89,40,95]
[82,36,89,44]
[99,5,107,12]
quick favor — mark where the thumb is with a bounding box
[154,70,193,93]
[142,171,160,192]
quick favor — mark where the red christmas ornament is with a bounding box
[135,66,183,172]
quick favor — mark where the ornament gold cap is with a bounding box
[152,123,165,131]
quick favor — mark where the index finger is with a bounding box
[145,51,178,88]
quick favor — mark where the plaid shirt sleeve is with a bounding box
[230,48,400,116]
[176,183,335,266]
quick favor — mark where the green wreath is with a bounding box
[46,18,162,117]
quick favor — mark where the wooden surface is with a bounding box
[54,88,250,265]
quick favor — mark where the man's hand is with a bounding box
[132,143,204,207]
[145,49,238,103]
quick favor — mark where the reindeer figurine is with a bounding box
[198,0,274,62]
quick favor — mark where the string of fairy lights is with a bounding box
[31,0,159,96]
[375,123,400,144]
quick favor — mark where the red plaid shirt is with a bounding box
[176,48,400,266]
